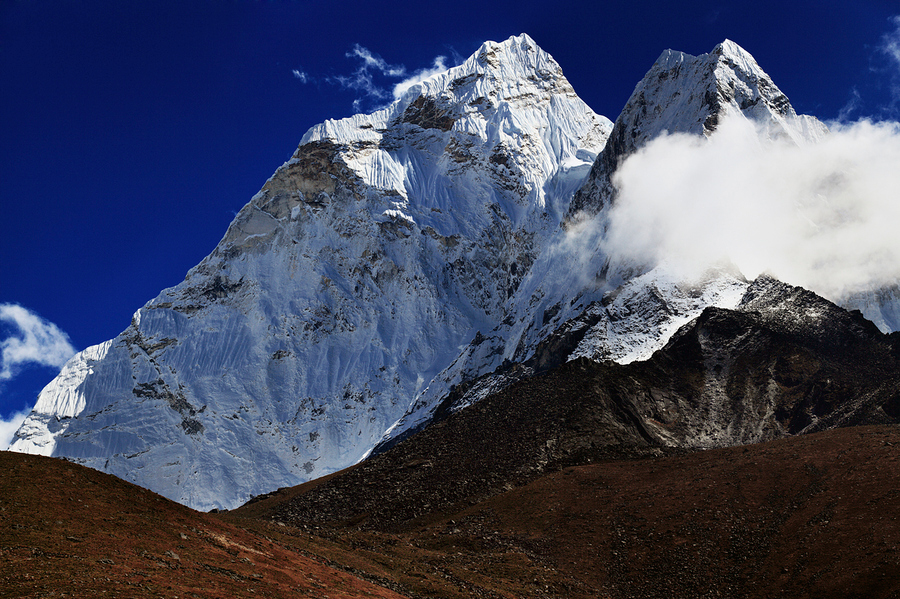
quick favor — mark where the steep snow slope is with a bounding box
[841,285,900,334]
[10,34,611,510]
[377,40,833,443]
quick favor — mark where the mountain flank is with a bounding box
[234,277,900,531]
[219,279,900,597]
[5,273,899,597]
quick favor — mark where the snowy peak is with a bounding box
[220,34,611,262]
[570,39,827,216]
[638,38,797,139]
[9,34,610,511]
[300,33,588,146]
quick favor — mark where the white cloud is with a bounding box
[392,56,449,100]
[292,68,309,83]
[347,44,406,78]
[0,304,77,381]
[595,113,900,300]
[0,408,29,450]
[881,15,900,69]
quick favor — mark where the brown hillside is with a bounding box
[0,451,406,599]
[229,425,900,599]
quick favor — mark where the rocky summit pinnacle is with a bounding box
[10,37,898,512]
[569,38,828,217]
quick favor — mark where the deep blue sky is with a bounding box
[2,0,898,420]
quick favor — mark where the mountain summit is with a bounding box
[10,36,898,511]
[11,34,610,510]
[570,39,828,217]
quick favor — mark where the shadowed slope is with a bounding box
[242,281,900,532]
[227,286,900,598]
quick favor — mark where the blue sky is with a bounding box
[2,0,899,439]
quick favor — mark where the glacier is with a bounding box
[11,35,898,510]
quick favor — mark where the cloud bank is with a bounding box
[1,303,77,381]
[599,114,900,300]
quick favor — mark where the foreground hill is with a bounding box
[229,425,900,599]
[4,425,899,598]
[0,451,406,599]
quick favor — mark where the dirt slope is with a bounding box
[230,426,900,599]
[0,451,406,599]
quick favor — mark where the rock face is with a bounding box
[10,36,899,511]
[569,39,828,217]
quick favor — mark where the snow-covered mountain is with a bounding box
[11,35,898,510]
[10,34,610,510]
[375,39,835,445]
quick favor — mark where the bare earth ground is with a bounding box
[0,451,406,599]
[228,425,900,599]
[3,426,900,598]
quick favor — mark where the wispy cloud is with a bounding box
[880,15,900,114]
[0,303,77,382]
[837,87,863,122]
[347,44,406,78]
[329,44,405,109]
[328,44,453,112]
[881,15,900,68]
[836,15,900,121]
[392,56,449,100]
[0,408,30,450]
[292,68,309,83]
